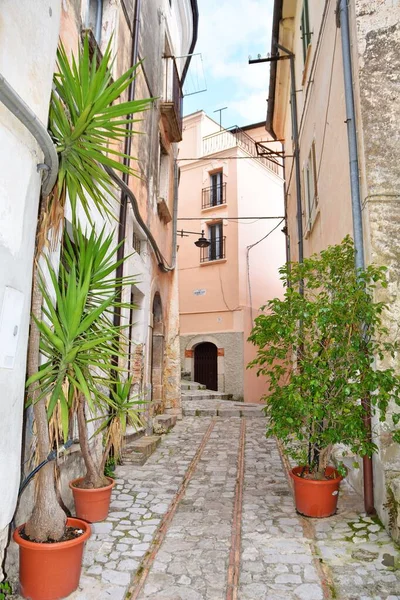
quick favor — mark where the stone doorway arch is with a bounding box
[194,342,218,391]
[184,335,225,392]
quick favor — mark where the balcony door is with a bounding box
[210,171,223,206]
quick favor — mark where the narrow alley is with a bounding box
[58,413,400,600]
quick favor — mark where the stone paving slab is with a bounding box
[12,415,400,600]
[241,420,400,600]
[182,398,264,418]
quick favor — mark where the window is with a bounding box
[300,0,312,63]
[132,232,141,255]
[303,141,318,230]
[159,142,170,202]
[210,171,223,206]
[200,222,225,262]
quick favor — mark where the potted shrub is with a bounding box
[13,37,151,600]
[249,237,400,517]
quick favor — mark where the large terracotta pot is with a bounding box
[69,476,115,522]
[13,517,91,600]
[290,466,343,518]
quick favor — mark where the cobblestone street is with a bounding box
[61,415,400,600]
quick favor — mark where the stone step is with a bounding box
[124,425,145,444]
[122,435,161,466]
[182,391,233,401]
[180,380,206,390]
[182,405,264,418]
[153,414,177,434]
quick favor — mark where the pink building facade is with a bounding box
[178,111,285,403]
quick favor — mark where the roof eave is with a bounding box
[265,0,283,139]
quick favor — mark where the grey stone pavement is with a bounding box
[26,414,400,599]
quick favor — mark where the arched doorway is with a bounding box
[194,342,218,391]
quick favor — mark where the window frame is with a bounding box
[303,141,318,232]
[209,171,224,207]
[300,0,312,64]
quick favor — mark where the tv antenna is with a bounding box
[213,107,227,130]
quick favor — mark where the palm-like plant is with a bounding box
[96,375,144,475]
[25,36,152,542]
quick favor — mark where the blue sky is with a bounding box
[183,0,274,129]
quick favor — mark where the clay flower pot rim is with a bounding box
[290,466,343,484]
[69,476,115,492]
[13,517,91,550]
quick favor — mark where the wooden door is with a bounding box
[194,342,218,391]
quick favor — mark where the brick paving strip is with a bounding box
[226,419,246,600]
[127,418,216,600]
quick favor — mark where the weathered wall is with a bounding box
[0,0,61,576]
[273,0,400,540]
[354,0,400,540]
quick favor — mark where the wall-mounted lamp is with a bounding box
[179,229,211,248]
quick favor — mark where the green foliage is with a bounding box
[0,581,11,599]
[49,35,153,222]
[26,227,136,441]
[249,237,400,475]
[95,373,144,463]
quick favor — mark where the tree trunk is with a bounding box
[100,437,113,475]
[24,266,67,542]
[76,394,108,489]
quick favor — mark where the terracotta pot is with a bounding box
[13,517,91,600]
[290,466,343,518]
[69,476,115,522]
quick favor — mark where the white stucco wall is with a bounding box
[0,0,61,571]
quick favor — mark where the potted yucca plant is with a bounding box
[13,36,152,600]
[249,237,400,517]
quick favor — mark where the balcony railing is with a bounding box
[203,126,280,175]
[202,182,227,209]
[200,236,226,263]
[160,57,183,142]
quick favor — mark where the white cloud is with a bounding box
[229,90,269,124]
[195,0,273,90]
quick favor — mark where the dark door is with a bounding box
[194,343,218,391]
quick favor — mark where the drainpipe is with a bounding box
[0,73,58,197]
[113,0,142,332]
[276,44,304,277]
[337,0,374,515]
[95,0,103,45]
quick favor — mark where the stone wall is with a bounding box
[354,0,400,540]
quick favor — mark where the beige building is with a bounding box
[0,0,198,576]
[178,111,285,403]
[266,0,400,539]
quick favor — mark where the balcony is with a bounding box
[202,183,227,209]
[200,236,226,263]
[160,57,183,142]
[202,126,280,176]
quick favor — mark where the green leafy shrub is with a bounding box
[249,237,400,478]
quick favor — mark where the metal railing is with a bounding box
[200,236,226,263]
[202,182,227,209]
[202,126,280,175]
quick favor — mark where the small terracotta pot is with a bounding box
[13,517,91,600]
[290,466,343,518]
[69,476,115,522]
